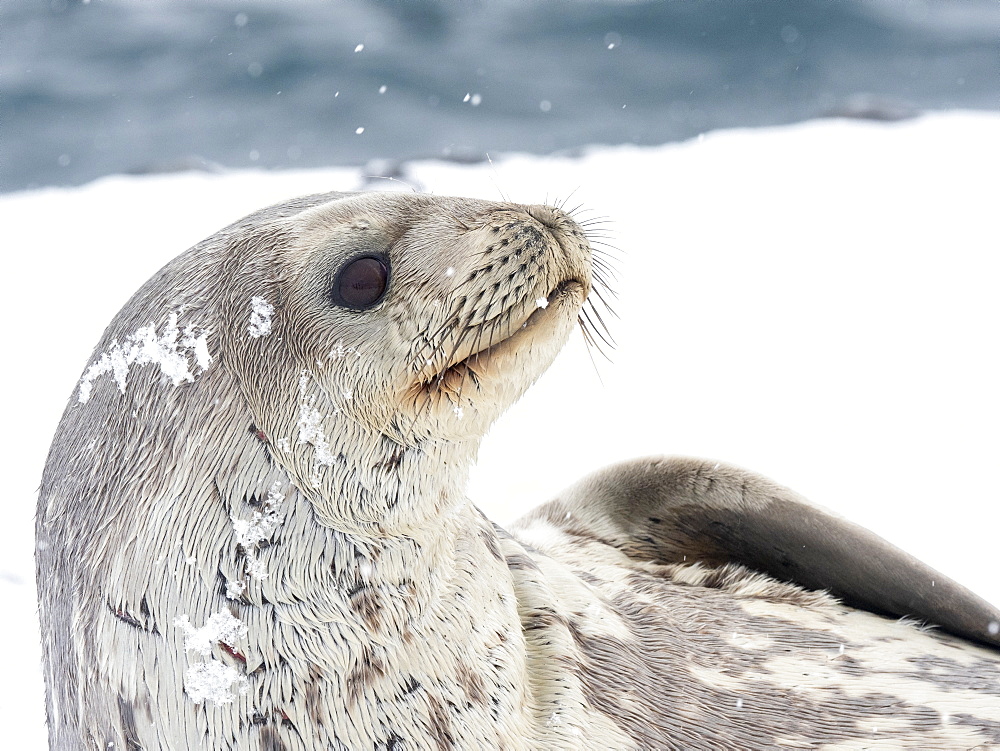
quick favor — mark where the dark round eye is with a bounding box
[331,255,389,310]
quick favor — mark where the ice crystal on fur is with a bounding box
[182,660,249,706]
[174,611,247,656]
[231,482,285,580]
[247,296,274,338]
[327,339,359,361]
[182,325,212,370]
[78,312,210,403]
[225,580,245,600]
[173,612,249,704]
[297,371,338,484]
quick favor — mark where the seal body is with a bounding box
[511,457,1000,749]
[37,191,1000,750]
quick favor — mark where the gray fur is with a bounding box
[525,455,1000,649]
[38,191,1000,750]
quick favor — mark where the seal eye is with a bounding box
[332,255,389,310]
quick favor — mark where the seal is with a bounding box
[38,190,1000,750]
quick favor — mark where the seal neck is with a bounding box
[313,425,482,537]
[259,366,483,537]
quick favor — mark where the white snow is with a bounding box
[327,340,360,361]
[78,312,210,403]
[3,112,1000,745]
[174,611,247,656]
[181,660,249,707]
[297,371,338,483]
[231,481,285,581]
[173,611,250,705]
[225,580,246,600]
[247,296,274,338]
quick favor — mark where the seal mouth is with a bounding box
[417,279,586,394]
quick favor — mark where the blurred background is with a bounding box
[4,0,1000,194]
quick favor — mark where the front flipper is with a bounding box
[518,456,1000,649]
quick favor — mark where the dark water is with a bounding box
[3,0,999,193]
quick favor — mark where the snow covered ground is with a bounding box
[2,112,998,745]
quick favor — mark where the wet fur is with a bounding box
[512,457,1000,749]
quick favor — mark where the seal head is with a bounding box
[225,193,592,529]
[37,191,598,750]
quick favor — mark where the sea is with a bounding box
[3,0,1000,193]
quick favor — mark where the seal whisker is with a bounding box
[591,250,620,278]
[590,269,619,301]
[586,238,624,259]
[552,190,583,215]
[579,309,616,362]
[579,324,612,383]
[581,300,616,346]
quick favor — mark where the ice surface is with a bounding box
[4,112,999,746]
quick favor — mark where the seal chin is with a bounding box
[404,278,587,424]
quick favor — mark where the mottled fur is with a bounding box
[38,191,999,750]
[511,458,1000,749]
